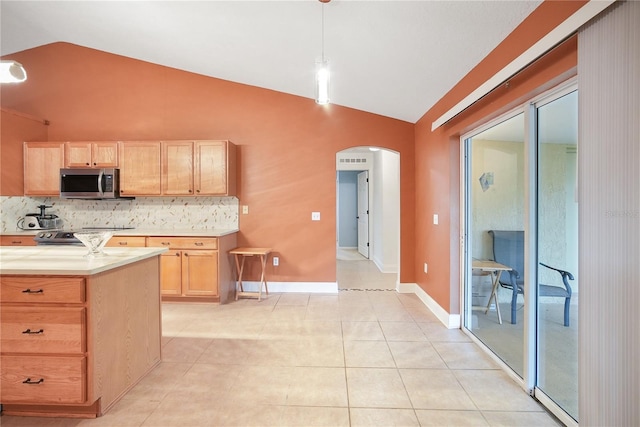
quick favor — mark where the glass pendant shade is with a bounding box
[315,60,330,105]
[0,60,27,83]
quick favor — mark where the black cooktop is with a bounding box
[34,227,136,245]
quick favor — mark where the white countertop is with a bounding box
[116,228,238,237]
[0,246,168,276]
[2,229,239,237]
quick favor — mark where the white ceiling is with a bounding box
[1,0,543,123]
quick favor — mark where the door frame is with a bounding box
[336,147,401,281]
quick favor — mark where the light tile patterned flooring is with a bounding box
[1,258,561,427]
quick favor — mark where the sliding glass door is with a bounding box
[535,89,579,420]
[462,83,578,424]
[463,112,526,378]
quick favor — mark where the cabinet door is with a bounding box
[23,142,64,196]
[160,250,182,296]
[119,142,161,196]
[162,141,194,195]
[182,250,218,296]
[65,142,118,168]
[91,142,118,167]
[65,142,92,167]
[195,141,229,195]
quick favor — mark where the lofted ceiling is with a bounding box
[0,1,543,123]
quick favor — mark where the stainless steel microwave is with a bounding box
[60,168,123,199]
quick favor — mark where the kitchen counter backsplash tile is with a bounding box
[0,196,238,233]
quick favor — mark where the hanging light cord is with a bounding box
[321,2,325,62]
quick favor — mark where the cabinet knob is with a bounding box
[189,189,193,193]
[175,252,180,256]
[196,189,201,193]
[86,162,90,166]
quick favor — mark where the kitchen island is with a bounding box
[0,246,167,418]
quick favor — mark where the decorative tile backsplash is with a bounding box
[0,196,239,232]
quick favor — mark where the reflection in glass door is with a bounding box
[536,90,578,420]
[463,112,526,378]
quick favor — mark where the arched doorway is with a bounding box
[336,147,400,290]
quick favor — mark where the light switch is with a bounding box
[424,263,428,273]
[312,212,321,221]
[433,214,438,225]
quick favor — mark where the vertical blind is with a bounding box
[578,1,640,425]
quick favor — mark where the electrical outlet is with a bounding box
[242,205,249,214]
[424,263,428,273]
[312,212,321,221]
[273,256,279,266]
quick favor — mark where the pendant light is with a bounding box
[315,0,331,105]
[0,60,27,83]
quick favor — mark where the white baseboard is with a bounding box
[239,281,338,294]
[371,256,398,274]
[397,283,460,329]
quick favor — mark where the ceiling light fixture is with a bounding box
[315,0,331,105]
[0,60,27,83]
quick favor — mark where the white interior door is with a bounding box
[357,171,369,258]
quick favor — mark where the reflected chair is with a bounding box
[489,230,574,326]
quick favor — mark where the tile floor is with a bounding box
[1,257,561,427]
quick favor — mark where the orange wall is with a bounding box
[414,0,584,313]
[0,42,415,284]
[0,109,49,195]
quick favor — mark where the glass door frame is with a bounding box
[531,81,579,427]
[459,78,578,427]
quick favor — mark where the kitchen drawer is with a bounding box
[0,235,37,246]
[1,307,86,354]
[106,236,147,247]
[0,277,85,304]
[1,355,87,404]
[147,237,218,250]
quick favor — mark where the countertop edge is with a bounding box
[0,247,168,276]
[1,229,239,237]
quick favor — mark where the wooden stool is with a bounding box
[229,247,272,301]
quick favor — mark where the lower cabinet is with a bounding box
[0,258,162,418]
[157,248,218,297]
[146,235,236,303]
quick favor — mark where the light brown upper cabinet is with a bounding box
[118,141,162,196]
[195,140,237,196]
[65,141,118,168]
[23,142,64,196]
[162,141,195,195]
[162,140,237,197]
[22,140,236,197]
